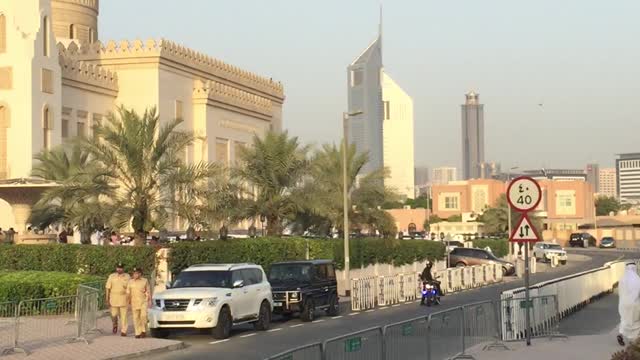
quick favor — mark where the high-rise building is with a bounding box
[461,92,485,180]
[432,167,457,185]
[616,153,640,204]
[414,167,430,187]
[598,168,617,198]
[586,164,600,193]
[347,21,415,199]
[480,162,501,179]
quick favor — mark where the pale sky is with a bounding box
[100,0,640,171]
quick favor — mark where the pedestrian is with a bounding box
[106,262,130,336]
[58,228,68,244]
[109,231,120,246]
[618,262,640,346]
[127,267,151,339]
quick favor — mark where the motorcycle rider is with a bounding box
[420,261,444,296]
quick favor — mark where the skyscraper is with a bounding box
[347,19,415,199]
[616,153,640,204]
[461,92,485,180]
[586,163,600,193]
[431,167,458,185]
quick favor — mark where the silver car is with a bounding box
[533,242,567,265]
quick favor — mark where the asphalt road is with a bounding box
[144,249,633,360]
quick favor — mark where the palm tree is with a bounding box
[77,106,220,245]
[235,131,309,236]
[302,141,400,236]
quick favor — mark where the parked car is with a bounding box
[533,242,568,265]
[269,260,339,322]
[600,236,616,248]
[149,263,273,339]
[448,247,515,276]
[569,233,597,248]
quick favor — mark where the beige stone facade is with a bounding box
[0,0,285,233]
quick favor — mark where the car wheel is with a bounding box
[150,328,169,339]
[455,262,466,267]
[502,267,508,276]
[326,294,339,316]
[560,260,567,265]
[212,306,232,339]
[300,299,315,322]
[253,301,271,331]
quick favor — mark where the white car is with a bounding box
[533,242,568,265]
[149,263,273,339]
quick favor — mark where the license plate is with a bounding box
[274,302,283,307]
[163,313,185,321]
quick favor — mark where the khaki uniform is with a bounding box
[127,277,150,336]
[106,273,130,333]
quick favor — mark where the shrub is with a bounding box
[169,237,445,274]
[0,271,103,302]
[472,239,509,258]
[0,244,156,277]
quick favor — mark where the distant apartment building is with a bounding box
[480,162,501,179]
[522,169,587,181]
[414,167,430,197]
[586,164,600,193]
[461,92,485,180]
[616,153,640,204]
[598,168,617,198]
[431,179,505,219]
[432,167,457,185]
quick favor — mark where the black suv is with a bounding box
[268,260,339,322]
[569,233,596,247]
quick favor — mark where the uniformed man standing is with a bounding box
[106,262,130,336]
[127,267,151,338]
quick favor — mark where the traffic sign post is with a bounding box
[506,176,541,347]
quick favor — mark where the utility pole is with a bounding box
[342,111,362,296]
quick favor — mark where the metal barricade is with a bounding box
[384,316,428,360]
[14,295,78,353]
[0,301,17,355]
[399,273,417,302]
[323,327,384,360]
[351,277,376,311]
[450,268,463,292]
[266,343,323,360]
[426,307,464,360]
[76,285,101,341]
[500,295,561,341]
[463,301,499,351]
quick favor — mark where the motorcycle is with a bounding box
[420,281,441,306]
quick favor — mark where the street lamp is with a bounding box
[343,110,363,295]
[507,166,519,257]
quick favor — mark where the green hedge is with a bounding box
[472,239,509,258]
[169,237,445,274]
[0,244,156,277]
[0,271,103,302]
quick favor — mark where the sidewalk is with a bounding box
[1,313,183,360]
[469,291,623,360]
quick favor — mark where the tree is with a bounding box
[405,195,430,209]
[236,131,310,236]
[76,106,219,245]
[477,194,543,236]
[595,196,622,216]
[447,214,462,222]
[423,214,443,232]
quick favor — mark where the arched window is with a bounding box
[0,14,6,53]
[43,106,52,150]
[69,24,75,39]
[0,105,9,179]
[43,16,49,57]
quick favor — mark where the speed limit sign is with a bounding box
[507,176,542,212]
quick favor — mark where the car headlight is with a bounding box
[289,292,300,300]
[153,299,163,309]
[198,297,219,308]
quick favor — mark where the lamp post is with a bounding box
[260,215,266,237]
[343,110,363,295]
[507,166,519,257]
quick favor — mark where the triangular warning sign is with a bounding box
[509,214,540,242]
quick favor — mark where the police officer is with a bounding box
[106,262,130,336]
[127,267,151,339]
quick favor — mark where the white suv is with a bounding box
[149,263,273,339]
[533,242,568,265]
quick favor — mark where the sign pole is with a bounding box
[523,240,531,346]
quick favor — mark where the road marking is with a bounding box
[209,339,230,345]
[290,324,304,328]
[379,306,388,310]
[365,310,375,313]
[240,333,256,338]
[331,316,343,320]
[314,319,325,323]
[392,304,401,307]
[348,312,359,316]
[404,302,413,305]
[267,328,282,333]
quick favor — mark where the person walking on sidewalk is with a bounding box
[106,262,131,336]
[127,267,151,339]
[617,262,640,346]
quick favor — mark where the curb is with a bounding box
[105,341,185,360]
